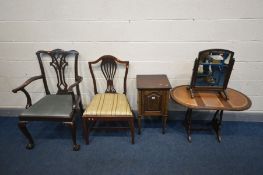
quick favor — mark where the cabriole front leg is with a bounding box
[18,121,34,150]
[65,121,80,151]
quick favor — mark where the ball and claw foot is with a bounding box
[73,144,80,151]
[188,136,192,143]
[217,135,222,143]
[26,143,34,150]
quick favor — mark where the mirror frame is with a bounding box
[189,49,235,100]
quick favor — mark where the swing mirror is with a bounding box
[189,49,235,99]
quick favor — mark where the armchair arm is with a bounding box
[12,75,43,108]
[12,75,43,93]
[68,76,83,92]
[68,76,83,109]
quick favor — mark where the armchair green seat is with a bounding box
[12,49,83,151]
[20,95,73,119]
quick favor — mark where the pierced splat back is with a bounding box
[89,55,129,94]
[101,57,117,93]
[36,49,80,95]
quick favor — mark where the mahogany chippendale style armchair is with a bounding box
[83,55,135,144]
[12,49,83,151]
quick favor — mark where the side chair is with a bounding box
[82,55,135,144]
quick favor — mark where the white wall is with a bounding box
[0,0,263,113]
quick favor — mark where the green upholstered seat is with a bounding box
[20,95,73,119]
[12,49,83,151]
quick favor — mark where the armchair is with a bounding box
[12,49,83,151]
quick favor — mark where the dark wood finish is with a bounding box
[89,55,129,94]
[18,121,34,149]
[83,55,134,144]
[12,49,83,151]
[171,85,252,142]
[171,85,251,110]
[13,75,43,109]
[65,121,80,151]
[137,75,172,134]
[189,49,235,99]
[83,117,135,144]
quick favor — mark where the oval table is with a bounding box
[170,85,252,142]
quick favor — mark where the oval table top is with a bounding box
[170,85,252,111]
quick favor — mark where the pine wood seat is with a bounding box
[82,55,135,144]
